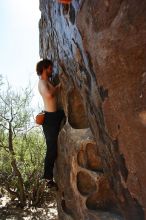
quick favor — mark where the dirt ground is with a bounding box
[0,192,58,220]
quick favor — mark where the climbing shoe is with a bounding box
[47,180,58,190]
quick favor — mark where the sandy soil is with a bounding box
[0,192,58,220]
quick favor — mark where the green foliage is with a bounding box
[0,77,46,207]
[0,81,33,131]
[13,129,45,180]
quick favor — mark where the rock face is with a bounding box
[39,0,146,219]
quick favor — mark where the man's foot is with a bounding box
[47,180,58,190]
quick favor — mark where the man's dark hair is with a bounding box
[36,59,53,76]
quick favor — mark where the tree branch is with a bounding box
[0,94,9,106]
[0,123,9,130]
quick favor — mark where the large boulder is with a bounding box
[39,0,146,219]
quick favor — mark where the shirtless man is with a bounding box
[36,59,65,188]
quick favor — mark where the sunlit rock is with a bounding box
[39,0,146,219]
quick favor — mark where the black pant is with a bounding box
[42,110,65,180]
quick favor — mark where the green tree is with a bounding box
[0,79,45,207]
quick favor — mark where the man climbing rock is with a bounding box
[36,59,65,189]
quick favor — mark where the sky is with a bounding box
[0,0,42,108]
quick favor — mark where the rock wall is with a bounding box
[39,0,146,219]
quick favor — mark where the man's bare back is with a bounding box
[38,79,58,112]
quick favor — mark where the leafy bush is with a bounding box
[0,78,47,207]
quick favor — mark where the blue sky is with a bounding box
[0,0,40,89]
[0,0,42,109]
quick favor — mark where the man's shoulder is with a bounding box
[39,79,47,84]
[39,79,48,87]
[38,80,49,93]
